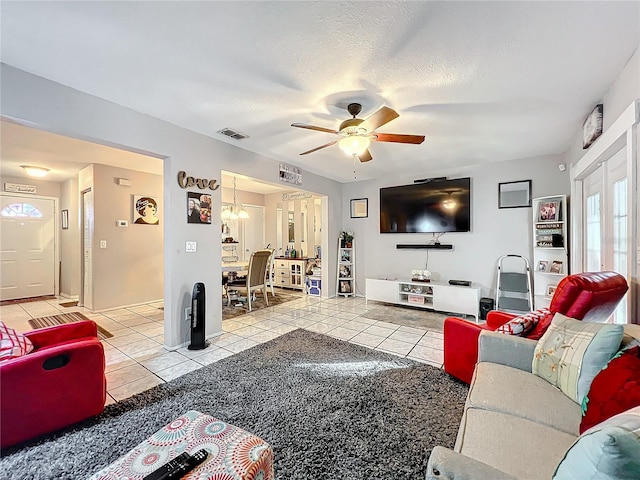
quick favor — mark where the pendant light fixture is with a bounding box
[221,177,249,220]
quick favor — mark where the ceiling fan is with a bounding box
[291,103,425,162]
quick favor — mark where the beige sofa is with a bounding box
[425,324,640,480]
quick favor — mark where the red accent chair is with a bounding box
[444,271,629,384]
[0,320,106,449]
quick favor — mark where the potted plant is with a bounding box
[340,231,354,248]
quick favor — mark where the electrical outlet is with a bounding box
[184,307,191,321]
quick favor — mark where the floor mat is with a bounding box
[59,301,79,307]
[28,312,113,340]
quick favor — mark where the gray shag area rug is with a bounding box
[0,329,468,480]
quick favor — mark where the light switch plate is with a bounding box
[99,240,107,249]
[186,241,197,253]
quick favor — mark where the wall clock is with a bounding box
[582,104,603,149]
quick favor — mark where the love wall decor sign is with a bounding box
[177,171,220,191]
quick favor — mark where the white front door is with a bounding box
[0,194,56,300]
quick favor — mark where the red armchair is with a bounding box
[444,271,629,384]
[1,320,106,449]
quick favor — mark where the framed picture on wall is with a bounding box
[498,180,532,209]
[350,198,368,218]
[583,104,603,149]
[187,192,211,224]
[133,195,159,225]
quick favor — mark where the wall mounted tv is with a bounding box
[380,177,471,233]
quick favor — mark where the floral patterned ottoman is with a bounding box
[89,410,274,480]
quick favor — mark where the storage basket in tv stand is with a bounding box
[365,278,480,321]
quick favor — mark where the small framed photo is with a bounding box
[187,192,211,224]
[546,284,558,297]
[537,260,548,272]
[350,198,368,218]
[583,104,603,149]
[538,201,560,222]
[549,260,563,274]
[61,209,69,230]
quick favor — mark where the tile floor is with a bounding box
[1,292,445,405]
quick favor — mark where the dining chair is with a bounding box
[225,249,272,311]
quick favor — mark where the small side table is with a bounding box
[89,410,274,480]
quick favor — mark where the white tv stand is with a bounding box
[365,278,480,321]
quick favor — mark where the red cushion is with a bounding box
[526,310,555,340]
[579,345,640,434]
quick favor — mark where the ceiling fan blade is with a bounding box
[374,133,425,144]
[291,123,339,135]
[360,106,399,132]
[358,149,373,162]
[299,140,338,155]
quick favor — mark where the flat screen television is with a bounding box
[380,177,471,233]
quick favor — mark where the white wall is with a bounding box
[60,177,80,297]
[1,64,343,347]
[91,164,164,311]
[565,47,639,166]
[341,155,569,299]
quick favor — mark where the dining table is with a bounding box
[221,260,249,273]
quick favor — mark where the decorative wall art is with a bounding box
[279,163,303,186]
[187,192,212,224]
[133,195,159,225]
[498,180,532,209]
[583,104,603,149]
[350,198,368,218]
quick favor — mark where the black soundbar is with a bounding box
[396,244,453,250]
[449,279,472,287]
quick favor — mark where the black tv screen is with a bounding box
[380,178,471,233]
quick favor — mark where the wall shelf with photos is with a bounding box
[532,195,568,309]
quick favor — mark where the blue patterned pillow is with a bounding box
[553,406,640,479]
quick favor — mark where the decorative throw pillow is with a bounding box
[532,313,624,404]
[580,346,640,433]
[496,308,550,336]
[0,322,34,361]
[527,308,556,340]
[553,406,640,479]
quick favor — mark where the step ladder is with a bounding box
[496,255,533,314]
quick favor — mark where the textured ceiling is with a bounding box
[1,1,639,183]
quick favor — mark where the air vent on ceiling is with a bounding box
[217,128,249,140]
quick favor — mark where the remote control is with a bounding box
[142,449,208,480]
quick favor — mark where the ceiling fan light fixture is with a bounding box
[22,165,49,178]
[339,135,370,157]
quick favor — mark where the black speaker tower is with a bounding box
[479,297,495,321]
[188,282,208,350]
